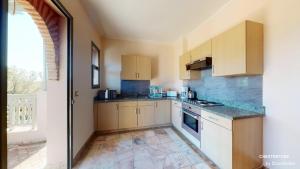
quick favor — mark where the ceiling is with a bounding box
[80,0,230,42]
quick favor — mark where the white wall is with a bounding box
[263,0,300,168]
[173,0,300,168]
[46,16,68,167]
[59,0,103,158]
[47,0,103,167]
[103,38,179,91]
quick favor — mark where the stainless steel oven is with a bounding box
[182,103,201,140]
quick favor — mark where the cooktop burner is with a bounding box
[184,99,223,107]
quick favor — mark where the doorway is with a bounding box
[0,0,73,168]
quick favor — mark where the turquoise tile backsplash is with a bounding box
[185,69,264,113]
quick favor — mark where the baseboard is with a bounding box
[72,131,96,167]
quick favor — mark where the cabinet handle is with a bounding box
[137,73,139,79]
[136,108,138,115]
[139,108,141,114]
[117,104,119,111]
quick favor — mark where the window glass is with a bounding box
[91,42,100,88]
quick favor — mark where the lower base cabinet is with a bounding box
[155,100,171,125]
[201,117,232,169]
[118,102,138,129]
[138,101,155,127]
[96,100,171,132]
[97,102,118,131]
[200,110,263,169]
[171,101,182,130]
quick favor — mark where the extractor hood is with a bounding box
[186,57,212,71]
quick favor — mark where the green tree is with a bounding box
[7,67,43,94]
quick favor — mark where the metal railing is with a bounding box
[7,94,37,131]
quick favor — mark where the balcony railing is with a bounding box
[7,94,37,131]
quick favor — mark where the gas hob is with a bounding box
[183,99,224,107]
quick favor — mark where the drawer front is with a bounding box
[201,110,232,130]
[119,101,137,107]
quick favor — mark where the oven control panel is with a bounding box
[182,103,201,115]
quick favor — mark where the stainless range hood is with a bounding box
[186,57,212,71]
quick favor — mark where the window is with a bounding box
[91,42,100,88]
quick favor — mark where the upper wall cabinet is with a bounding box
[121,55,151,80]
[212,21,263,76]
[190,40,212,62]
[179,52,200,80]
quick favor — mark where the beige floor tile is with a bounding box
[8,142,46,169]
[74,128,215,169]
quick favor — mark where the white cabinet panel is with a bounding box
[201,118,232,169]
[155,100,171,125]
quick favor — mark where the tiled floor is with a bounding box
[8,142,47,169]
[74,127,217,169]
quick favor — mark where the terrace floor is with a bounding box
[74,127,217,169]
[8,142,47,169]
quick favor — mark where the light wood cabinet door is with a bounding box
[171,101,182,130]
[179,53,200,80]
[137,56,151,80]
[97,103,118,131]
[138,101,155,127]
[121,55,137,80]
[118,102,138,129]
[155,100,171,125]
[201,118,232,169]
[191,40,212,62]
[212,21,263,76]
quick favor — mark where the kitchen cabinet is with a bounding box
[95,100,172,132]
[212,21,263,76]
[179,53,200,80]
[201,117,232,169]
[200,110,263,169]
[121,55,137,80]
[171,100,182,130]
[190,40,212,62]
[155,100,171,125]
[136,56,151,80]
[97,102,118,131]
[138,101,155,127]
[118,102,138,129]
[121,55,151,80]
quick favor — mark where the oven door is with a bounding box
[182,109,201,140]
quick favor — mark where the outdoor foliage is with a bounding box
[7,67,43,94]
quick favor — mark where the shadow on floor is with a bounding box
[8,141,47,169]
